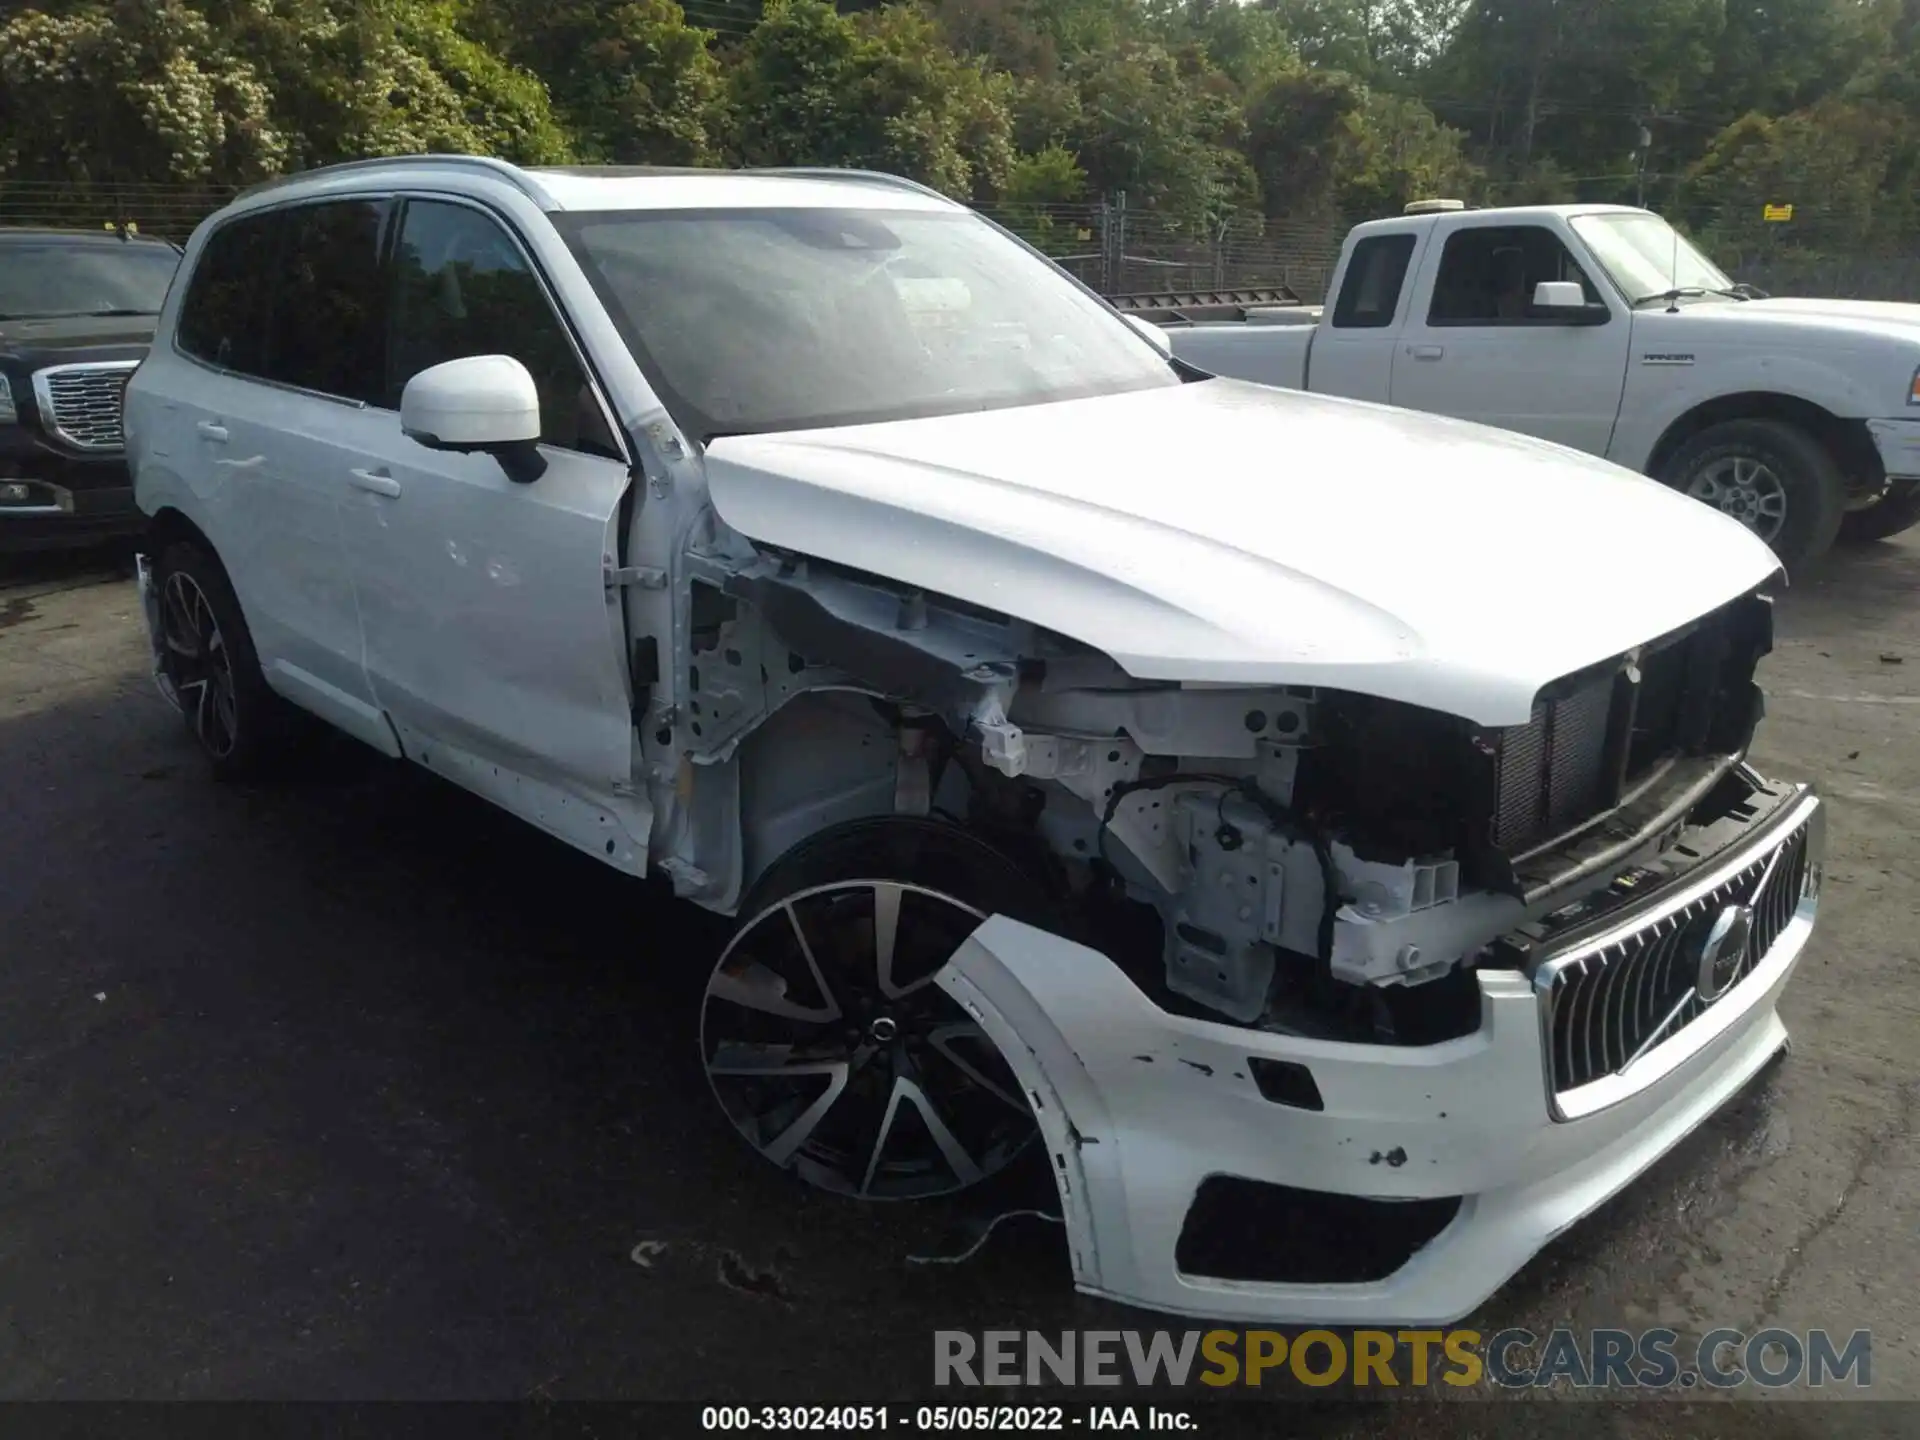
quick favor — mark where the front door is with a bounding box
[1390,223,1630,455]
[335,196,646,869]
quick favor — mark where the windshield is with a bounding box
[559,207,1179,440]
[0,240,180,320]
[1569,213,1735,304]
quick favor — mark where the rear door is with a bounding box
[1307,229,1426,403]
[334,195,644,868]
[1389,221,1630,454]
[167,201,396,752]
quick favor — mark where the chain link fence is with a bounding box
[5,175,1916,303]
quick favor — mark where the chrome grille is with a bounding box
[1540,808,1813,1105]
[33,361,138,452]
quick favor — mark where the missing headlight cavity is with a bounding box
[1174,1176,1461,1284]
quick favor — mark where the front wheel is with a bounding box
[699,818,1057,1202]
[1839,478,1920,545]
[1661,419,1845,576]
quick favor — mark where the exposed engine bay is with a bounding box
[647,538,1777,1039]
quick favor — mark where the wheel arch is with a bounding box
[1645,393,1883,498]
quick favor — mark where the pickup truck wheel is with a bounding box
[1662,420,1844,574]
[699,818,1056,1202]
[1838,479,1920,545]
[152,539,292,780]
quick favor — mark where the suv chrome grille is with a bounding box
[33,361,139,452]
[1538,798,1816,1113]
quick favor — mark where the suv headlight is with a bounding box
[0,373,15,426]
[1909,363,1920,407]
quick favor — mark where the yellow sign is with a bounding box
[1763,203,1794,222]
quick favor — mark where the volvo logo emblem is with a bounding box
[1694,904,1755,1003]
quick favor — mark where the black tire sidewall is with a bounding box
[153,538,283,779]
[1839,478,1920,545]
[1664,421,1844,575]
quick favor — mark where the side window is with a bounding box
[176,212,281,376]
[1331,234,1416,330]
[264,199,390,403]
[1427,225,1602,326]
[388,200,619,458]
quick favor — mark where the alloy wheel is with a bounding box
[159,571,239,760]
[1688,456,1789,543]
[700,880,1035,1200]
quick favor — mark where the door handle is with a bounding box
[195,421,229,443]
[348,467,402,498]
[1409,344,1446,361]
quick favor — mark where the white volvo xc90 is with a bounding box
[125,156,1824,1325]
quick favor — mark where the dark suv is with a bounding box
[0,227,182,550]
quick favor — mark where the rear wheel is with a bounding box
[699,818,1057,1201]
[1661,419,1845,576]
[1839,478,1920,545]
[152,538,294,779]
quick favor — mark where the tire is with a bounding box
[151,538,295,780]
[1839,478,1920,545]
[699,817,1060,1202]
[1660,419,1845,576]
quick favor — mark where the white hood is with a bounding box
[703,379,1779,726]
[1744,297,1920,335]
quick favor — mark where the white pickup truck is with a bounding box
[1157,202,1920,573]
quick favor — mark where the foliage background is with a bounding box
[3,0,1918,292]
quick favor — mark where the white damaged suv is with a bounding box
[126,157,1824,1325]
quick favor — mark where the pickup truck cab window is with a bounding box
[559,206,1179,441]
[1427,224,1602,326]
[1330,234,1416,329]
[388,199,619,458]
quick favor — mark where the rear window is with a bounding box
[176,213,281,376]
[262,199,390,403]
[1331,235,1416,329]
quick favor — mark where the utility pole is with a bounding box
[1633,120,1654,209]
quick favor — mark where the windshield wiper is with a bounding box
[76,308,160,318]
[1633,286,1753,310]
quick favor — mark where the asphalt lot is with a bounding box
[2,536,1917,1425]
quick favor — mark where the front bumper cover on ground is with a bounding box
[940,786,1822,1326]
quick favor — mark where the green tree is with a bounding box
[0,0,285,182]
[725,0,1015,199]
[466,0,725,164]
[210,0,571,168]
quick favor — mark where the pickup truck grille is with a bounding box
[1540,807,1813,1105]
[33,361,139,452]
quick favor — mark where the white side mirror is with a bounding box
[401,354,541,452]
[1122,312,1173,355]
[1532,280,1588,311]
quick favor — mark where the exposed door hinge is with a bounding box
[604,562,668,590]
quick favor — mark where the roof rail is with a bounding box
[750,167,955,203]
[235,154,545,204]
